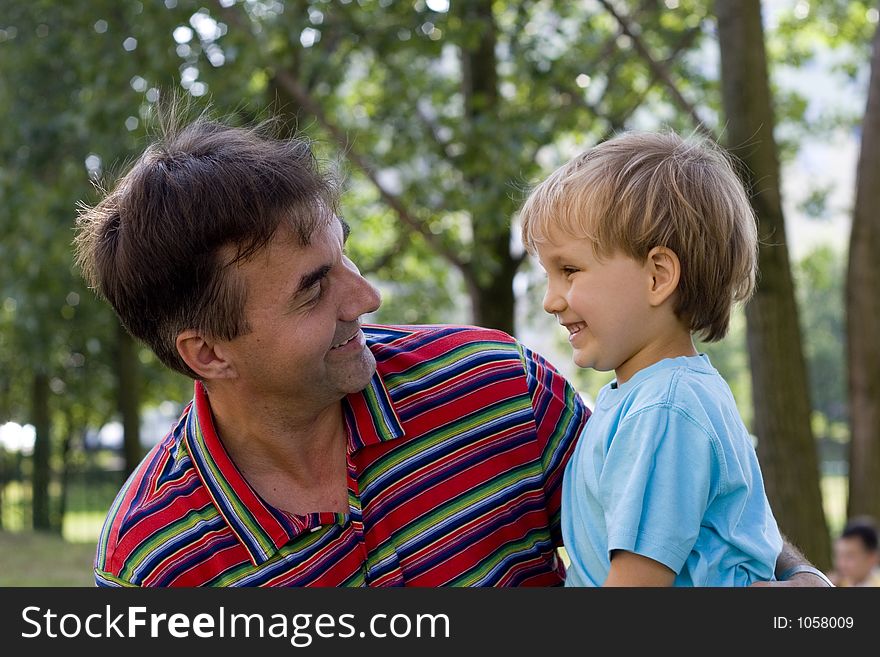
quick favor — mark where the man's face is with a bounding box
[833,536,879,585]
[219,216,382,409]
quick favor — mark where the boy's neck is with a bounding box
[614,331,697,385]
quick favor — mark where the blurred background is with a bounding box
[1,0,878,585]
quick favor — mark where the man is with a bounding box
[76,113,826,586]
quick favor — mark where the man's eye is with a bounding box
[308,280,325,302]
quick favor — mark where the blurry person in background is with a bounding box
[829,517,880,587]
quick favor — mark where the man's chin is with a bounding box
[336,348,378,394]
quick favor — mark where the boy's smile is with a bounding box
[562,321,586,342]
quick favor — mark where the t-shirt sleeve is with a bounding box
[598,404,718,574]
[517,343,590,547]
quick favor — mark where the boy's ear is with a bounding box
[646,246,681,307]
[176,330,237,380]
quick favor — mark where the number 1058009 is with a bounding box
[774,616,854,629]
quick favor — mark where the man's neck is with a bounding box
[203,382,349,514]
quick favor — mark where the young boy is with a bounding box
[520,131,783,586]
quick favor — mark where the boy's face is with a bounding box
[833,536,879,585]
[534,224,657,383]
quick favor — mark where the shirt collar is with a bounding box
[183,382,308,565]
[343,368,405,451]
[182,364,405,566]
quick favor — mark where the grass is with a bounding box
[0,530,96,586]
[1,477,117,541]
[63,511,111,543]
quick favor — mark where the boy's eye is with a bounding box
[561,266,579,276]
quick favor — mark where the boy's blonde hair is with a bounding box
[520,131,758,342]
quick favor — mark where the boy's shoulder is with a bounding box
[612,355,727,409]
[602,355,745,441]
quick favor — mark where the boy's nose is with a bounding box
[543,288,566,315]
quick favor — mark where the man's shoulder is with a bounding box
[95,406,209,583]
[364,324,523,364]
[362,325,535,404]
[364,323,518,346]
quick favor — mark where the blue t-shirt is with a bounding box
[562,354,782,586]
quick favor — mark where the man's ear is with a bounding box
[176,330,236,380]
[646,246,681,307]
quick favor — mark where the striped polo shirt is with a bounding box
[95,324,588,586]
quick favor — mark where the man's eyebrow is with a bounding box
[293,264,332,298]
[340,217,351,244]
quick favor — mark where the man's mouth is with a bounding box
[331,329,360,349]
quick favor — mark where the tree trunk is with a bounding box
[57,408,79,536]
[469,246,517,335]
[0,441,6,530]
[31,369,52,531]
[117,324,142,477]
[458,0,517,335]
[846,22,880,520]
[715,0,830,568]
[0,375,7,529]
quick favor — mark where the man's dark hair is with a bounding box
[841,517,879,552]
[75,108,338,378]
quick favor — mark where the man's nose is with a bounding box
[340,257,381,321]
